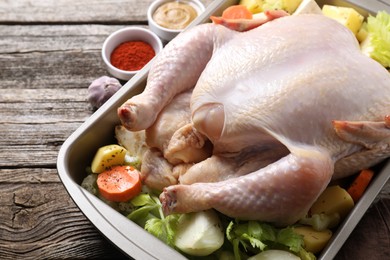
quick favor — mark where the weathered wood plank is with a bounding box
[0,90,92,123]
[0,24,129,53]
[0,0,213,23]
[0,168,127,259]
[0,123,83,167]
[0,49,110,89]
[0,24,143,99]
[0,0,154,23]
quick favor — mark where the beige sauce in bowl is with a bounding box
[152,1,198,30]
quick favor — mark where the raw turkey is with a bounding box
[118,14,390,225]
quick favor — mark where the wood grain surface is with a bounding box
[0,0,388,259]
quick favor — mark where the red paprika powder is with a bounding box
[110,41,155,71]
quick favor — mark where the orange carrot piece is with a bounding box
[222,5,253,19]
[347,169,374,202]
[97,165,142,202]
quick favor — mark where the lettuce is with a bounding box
[360,11,390,68]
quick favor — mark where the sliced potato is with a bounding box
[91,144,127,173]
[322,5,364,35]
[293,226,332,254]
[356,22,368,43]
[262,0,303,14]
[239,0,264,14]
[310,185,354,220]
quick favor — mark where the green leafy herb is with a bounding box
[226,220,315,260]
[127,193,180,246]
[145,214,180,247]
[276,228,304,253]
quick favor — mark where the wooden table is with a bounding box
[0,0,389,259]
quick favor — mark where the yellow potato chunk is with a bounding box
[356,23,368,43]
[239,0,264,14]
[322,5,364,35]
[263,0,303,14]
[310,185,355,220]
[91,144,127,173]
[294,226,332,254]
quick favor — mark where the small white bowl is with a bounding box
[102,27,163,81]
[147,0,205,42]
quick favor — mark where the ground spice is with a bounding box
[110,41,155,71]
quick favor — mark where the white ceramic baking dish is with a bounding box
[57,0,390,259]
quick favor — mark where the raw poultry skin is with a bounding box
[141,89,212,191]
[118,14,390,225]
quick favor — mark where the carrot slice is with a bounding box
[97,165,142,202]
[222,5,253,19]
[347,169,374,203]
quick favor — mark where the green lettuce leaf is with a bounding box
[360,11,390,68]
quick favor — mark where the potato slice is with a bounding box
[322,5,364,35]
[293,226,332,254]
[263,0,302,14]
[310,185,355,220]
[239,0,264,14]
[91,144,127,173]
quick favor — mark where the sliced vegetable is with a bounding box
[174,210,224,256]
[222,5,253,19]
[322,5,364,35]
[91,144,127,173]
[293,226,332,254]
[310,185,354,220]
[248,249,300,260]
[356,21,368,42]
[97,165,142,202]
[360,11,390,68]
[347,169,374,203]
[262,0,302,14]
[239,0,264,14]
